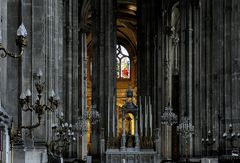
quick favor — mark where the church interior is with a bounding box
[0,0,240,163]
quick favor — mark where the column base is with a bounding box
[13,145,47,163]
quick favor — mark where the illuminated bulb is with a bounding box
[20,92,26,99]
[65,122,68,127]
[17,23,28,37]
[49,90,55,98]
[37,69,43,77]
[25,89,31,97]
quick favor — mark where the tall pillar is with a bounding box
[78,31,88,159]
[137,0,165,158]
[91,0,117,159]
[179,0,193,157]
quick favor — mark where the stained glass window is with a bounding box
[116,45,130,79]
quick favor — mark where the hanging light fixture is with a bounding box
[161,106,178,126]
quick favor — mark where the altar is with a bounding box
[105,89,159,163]
[106,149,157,163]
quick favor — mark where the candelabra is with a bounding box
[74,105,101,136]
[177,115,194,162]
[201,130,216,156]
[222,124,240,149]
[19,69,59,136]
[49,112,76,158]
[87,104,101,125]
[161,106,178,126]
[0,23,27,58]
[74,116,88,136]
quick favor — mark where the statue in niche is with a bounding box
[126,113,135,147]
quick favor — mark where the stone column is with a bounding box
[121,111,126,150]
[179,0,193,157]
[78,31,88,159]
[134,115,140,150]
[0,0,8,109]
[137,0,165,157]
[91,0,117,158]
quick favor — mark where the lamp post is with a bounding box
[201,130,216,156]
[177,116,194,162]
[0,23,27,58]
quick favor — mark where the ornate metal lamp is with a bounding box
[161,106,178,126]
[0,23,27,58]
[74,116,88,136]
[49,112,76,158]
[222,124,240,148]
[177,115,194,162]
[202,130,216,156]
[19,69,59,136]
[88,104,101,125]
[74,105,101,136]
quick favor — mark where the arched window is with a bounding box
[116,44,130,79]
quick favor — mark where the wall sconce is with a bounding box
[201,130,216,156]
[0,23,27,58]
[19,69,59,136]
[222,124,240,148]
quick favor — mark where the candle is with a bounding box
[0,28,2,43]
[145,96,148,136]
[149,96,152,137]
[113,95,115,137]
[139,96,142,135]
[108,95,110,137]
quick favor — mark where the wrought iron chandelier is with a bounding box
[161,106,178,126]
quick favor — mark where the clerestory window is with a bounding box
[116,44,130,79]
